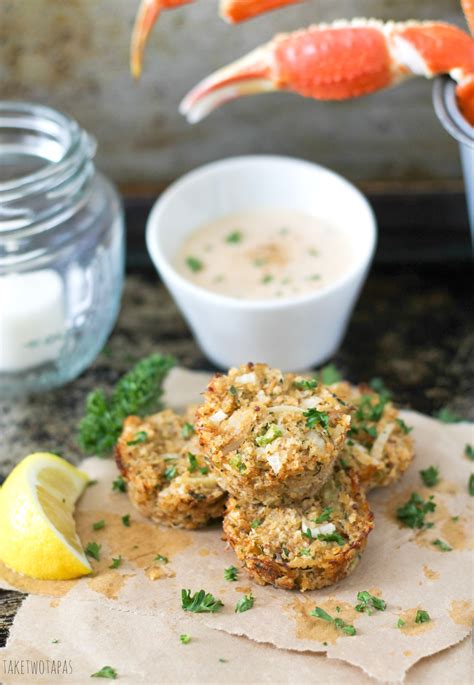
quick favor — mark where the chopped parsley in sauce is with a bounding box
[177,209,352,300]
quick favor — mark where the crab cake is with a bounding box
[196,363,351,506]
[116,408,226,529]
[223,467,373,591]
[330,382,414,491]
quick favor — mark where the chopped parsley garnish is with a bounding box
[51,639,59,644]
[121,514,131,527]
[126,430,148,446]
[368,377,391,396]
[304,408,329,431]
[85,542,101,561]
[229,385,238,397]
[188,452,198,472]
[432,538,452,552]
[419,466,440,488]
[262,274,273,284]
[310,607,356,636]
[319,363,342,385]
[415,609,430,624]
[164,465,177,481]
[469,474,474,496]
[434,407,462,423]
[180,634,191,644]
[317,532,346,545]
[396,418,413,434]
[112,476,127,493]
[155,554,169,563]
[219,658,228,663]
[299,548,312,557]
[397,618,406,628]
[78,353,175,456]
[229,454,246,473]
[186,256,204,273]
[396,492,436,529]
[226,231,242,244]
[181,589,224,613]
[182,423,195,439]
[224,565,238,582]
[465,444,474,460]
[87,479,98,487]
[294,378,318,391]
[350,393,388,441]
[199,465,209,475]
[250,519,262,529]
[302,526,313,541]
[355,591,386,614]
[312,507,332,524]
[109,556,122,569]
[255,424,282,447]
[92,519,105,531]
[91,666,117,679]
[235,593,254,613]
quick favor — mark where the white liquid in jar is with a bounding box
[176,209,353,300]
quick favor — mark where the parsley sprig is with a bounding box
[85,542,101,561]
[415,609,430,624]
[181,589,224,613]
[78,354,175,456]
[355,591,386,615]
[396,492,436,529]
[304,408,329,431]
[432,538,452,552]
[112,475,127,492]
[420,466,439,487]
[224,566,238,582]
[434,407,462,423]
[91,666,117,679]
[310,607,356,636]
[235,593,254,613]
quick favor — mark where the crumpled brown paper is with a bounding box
[1,368,473,683]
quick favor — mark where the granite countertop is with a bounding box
[0,261,473,645]
[1,263,473,478]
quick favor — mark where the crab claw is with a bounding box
[220,0,302,23]
[180,20,474,125]
[130,0,193,78]
[461,0,474,35]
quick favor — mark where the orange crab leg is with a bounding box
[180,20,474,125]
[461,0,474,35]
[220,0,302,23]
[130,0,192,78]
[131,0,305,77]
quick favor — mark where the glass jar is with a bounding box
[0,102,125,398]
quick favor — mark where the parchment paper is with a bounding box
[1,368,473,683]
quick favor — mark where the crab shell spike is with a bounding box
[220,0,303,23]
[180,20,474,125]
[130,0,193,78]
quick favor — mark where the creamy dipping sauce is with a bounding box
[176,209,353,300]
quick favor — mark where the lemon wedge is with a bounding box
[0,452,92,580]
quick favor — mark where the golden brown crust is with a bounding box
[115,409,226,529]
[223,467,373,591]
[330,382,414,491]
[196,363,351,505]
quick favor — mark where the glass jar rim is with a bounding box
[0,101,96,233]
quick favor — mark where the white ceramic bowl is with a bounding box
[146,155,377,371]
